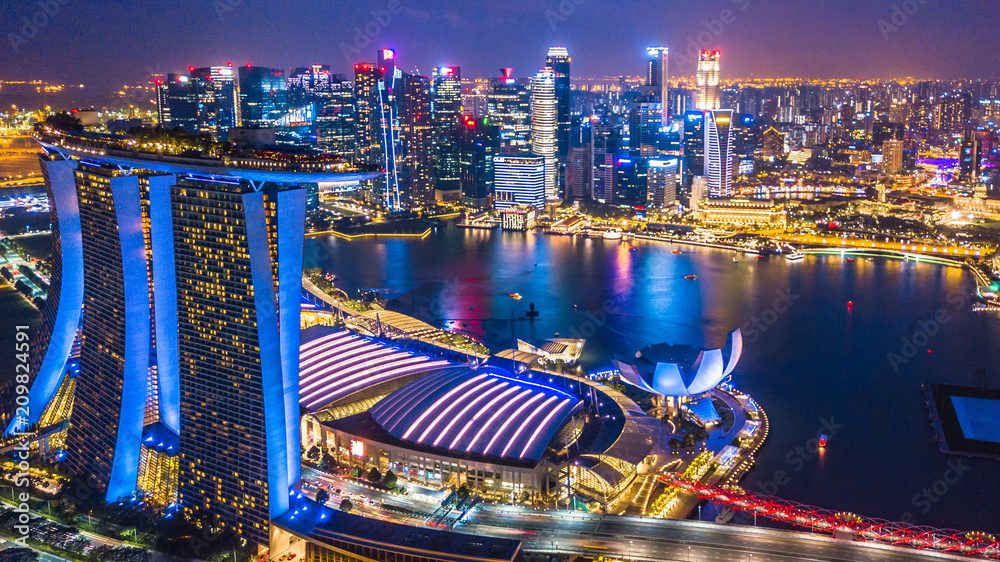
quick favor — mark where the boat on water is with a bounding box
[785,251,805,261]
[672,248,683,255]
[684,274,698,280]
[731,256,739,263]
[629,245,639,252]
[508,292,522,300]
[603,229,623,240]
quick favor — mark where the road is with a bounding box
[302,468,972,562]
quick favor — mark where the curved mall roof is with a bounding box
[615,328,743,397]
[299,327,450,412]
[370,366,582,463]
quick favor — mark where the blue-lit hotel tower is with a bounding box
[7,141,351,546]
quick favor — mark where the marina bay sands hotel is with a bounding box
[9,131,522,560]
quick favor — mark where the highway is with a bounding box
[303,468,972,562]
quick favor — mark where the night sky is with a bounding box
[2,0,999,95]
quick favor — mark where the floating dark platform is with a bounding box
[927,384,1000,460]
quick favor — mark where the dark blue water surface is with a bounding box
[306,223,1000,533]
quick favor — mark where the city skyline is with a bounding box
[4,3,1000,560]
[3,0,1000,96]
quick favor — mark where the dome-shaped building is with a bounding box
[614,328,742,414]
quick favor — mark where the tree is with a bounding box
[681,433,696,448]
[381,470,397,490]
[367,467,382,484]
[42,112,83,133]
[339,498,353,513]
[315,489,330,505]
[0,548,39,562]
[305,445,320,461]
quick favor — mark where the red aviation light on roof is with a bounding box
[226,61,233,67]
[713,49,721,57]
[187,65,195,73]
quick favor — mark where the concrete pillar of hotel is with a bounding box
[6,157,82,434]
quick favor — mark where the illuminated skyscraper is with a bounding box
[191,65,239,140]
[881,139,904,175]
[63,164,178,503]
[431,65,463,200]
[353,63,378,167]
[458,115,500,208]
[531,68,559,201]
[493,155,546,209]
[156,73,198,134]
[172,176,304,544]
[13,140,340,546]
[696,50,721,111]
[487,68,531,151]
[374,48,403,210]
[400,73,434,205]
[682,110,706,188]
[238,65,288,128]
[646,47,670,124]
[647,158,680,210]
[545,47,571,161]
[704,109,735,197]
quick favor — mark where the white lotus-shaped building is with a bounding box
[614,328,743,397]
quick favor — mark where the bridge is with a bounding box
[660,473,999,560]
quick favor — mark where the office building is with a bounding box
[487,68,531,152]
[705,109,735,198]
[400,73,435,205]
[374,48,404,210]
[238,65,287,128]
[156,73,198,134]
[683,110,706,189]
[315,77,356,161]
[696,50,721,111]
[531,68,559,201]
[882,139,904,175]
[288,65,356,161]
[191,65,239,140]
[493,155,546,209]
[613,152,648,207]
[459,115,500,208]
[646,47,670,125]
[545,47,572,161]
[432,66,463,200]
[647,158,679,210]
[353,63,378,167]
[565,145,592,201]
